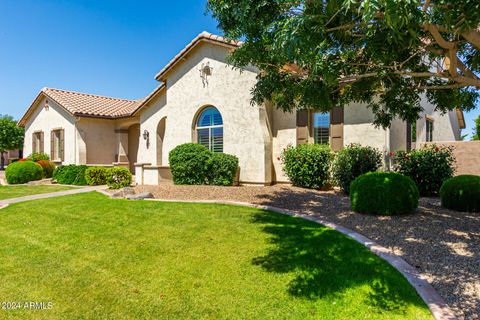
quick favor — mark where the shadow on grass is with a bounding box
[251,211,424,312]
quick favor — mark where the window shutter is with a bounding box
[296,110,309,145]
[40,132,44,153]
[32,133,37,153]
[50,131,55,159]
[60,129,65,161]
[330,107,344,152]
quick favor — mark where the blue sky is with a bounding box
[0,0,478,138]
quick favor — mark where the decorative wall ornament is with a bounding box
[199,62,213,87]
[44,100,50,110]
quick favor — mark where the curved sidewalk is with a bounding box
[0,186,106,208]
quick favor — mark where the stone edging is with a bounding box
[137,197,456,320]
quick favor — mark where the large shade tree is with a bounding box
[0,115,24,170]
[207,0,480,127]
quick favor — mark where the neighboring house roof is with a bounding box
[154,31,242,81]
[19,88,142,126]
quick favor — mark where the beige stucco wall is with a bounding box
[137,42,272,185]
[270,107,296,183]
[23,96,76,164]
[416,95,461,144]
[76,118,117,164]
[420,141,480,176]
[343,103,388,152]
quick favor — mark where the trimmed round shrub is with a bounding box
[27,152,50,162]
[36,160,56,178]
[106,167,132,189]
[281,144,332,189]
[85,166,108,186]
[5,161,43,184]
[53,164,88,185]
[440,175,480,212]
[332,144,382,194]
[207,153,239,186]
[393,145,455,196]
[350,172,419,215]
[169,143,212,185]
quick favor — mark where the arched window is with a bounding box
[196,106,223,152]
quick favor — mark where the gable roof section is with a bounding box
[154,31,242,81]
[19,88,142,126]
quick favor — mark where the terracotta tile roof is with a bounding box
[19,88,143,126]
[42,88,140,118]
[154,31,242,81]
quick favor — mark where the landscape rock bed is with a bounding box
[135,183,480,319]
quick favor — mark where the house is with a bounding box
[18,32,465,185]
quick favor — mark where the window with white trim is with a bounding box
[196,106,223,152]
[313,112,330,145]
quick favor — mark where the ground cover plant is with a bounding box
[0,192,431,319]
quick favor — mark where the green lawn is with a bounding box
[0,192,432,319]
[0,185,75,200]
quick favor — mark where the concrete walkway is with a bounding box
[0,185,106,207]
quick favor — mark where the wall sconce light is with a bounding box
[143,129,150,149]
[44,100,50,111]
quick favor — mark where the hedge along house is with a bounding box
[19,32,465,185]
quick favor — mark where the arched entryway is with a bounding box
[156,117,167,165]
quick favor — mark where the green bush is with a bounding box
[36,160,56,178]
[393,145,455,196]
[53,164,88,185]
[350,172,419,215]
[169,143,213,185]
[27,152,50,162]
[85,166,108,186]
[440,175,480,212]
[332,144,382,194]
[281,144,332,189]
[207,153,239,186]
[5,161,43,184]
[106,167,132,189]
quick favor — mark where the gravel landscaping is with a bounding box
[135,183,480,319]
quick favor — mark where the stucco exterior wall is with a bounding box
[76,118,117,164]
[416,95,461,144]
[343,103,388,152]
[23,96,76,164]
[137,43,272,185]
[389,118,407,151]
[270,108,296,183]
[420,141,480,176]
